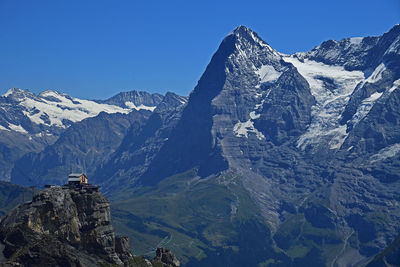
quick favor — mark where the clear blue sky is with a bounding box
[0,0,399,99]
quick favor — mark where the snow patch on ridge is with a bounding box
[248,31,279,56]
[350,91,383,126]
[232,89,270,141]
[7,123,28,134]
[366,63,386,84]
[125,101,156,111]
[249,111,260,120]
[39,90,62,98]
[255,65,282,88]
[2,89,161,132]
[0,125,10,131]
[3,89,15,97]
[233,119,265,140]
[16,90,131,128]
[348,78,400,128]
[384,35,400,55]
[327,125,348,150]
[232,87,272,141]
[389,79,400,93]
[349,37,363,45]
[370,144,400,163]
[283,56,365,150]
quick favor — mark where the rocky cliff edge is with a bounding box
[0,186,179,267]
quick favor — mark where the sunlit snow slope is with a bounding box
[0,88,157,135]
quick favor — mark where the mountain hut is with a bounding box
[68,173,88,186]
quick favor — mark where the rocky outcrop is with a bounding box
[0,186,123,265]
[151,248,180,267]
[0,186,179,266]
[115,236,134,263]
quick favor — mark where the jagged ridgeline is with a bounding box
[3,91,187,186]
[0,23,399,266]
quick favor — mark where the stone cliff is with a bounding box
[0,186,179,267]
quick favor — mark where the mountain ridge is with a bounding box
[0,89,185,181]
[101,24,400,266]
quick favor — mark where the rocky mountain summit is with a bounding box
[99,25,400,266]
[0,186,179,266]
[95,90,164,110]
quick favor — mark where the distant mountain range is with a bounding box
[2,24,400,266]
[0,88,162,134]
[0,89,181,181]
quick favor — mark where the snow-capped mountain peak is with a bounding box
[228,25,279,56]
[3,88,36,100]
[21,91,130,128]
[0,88,164,136]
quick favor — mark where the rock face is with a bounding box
[0,186,180,266]
[152,248,180,267]
[0,186,125,265]
[115,236,134,263]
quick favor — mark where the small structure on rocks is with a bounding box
[66,172,99,191]
[68,173,88,186]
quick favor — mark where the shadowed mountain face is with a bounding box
[5,25,400,266]
[138,26,315,185]
[10,110,151,186]
[92,92,188,191]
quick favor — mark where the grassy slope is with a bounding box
[108,170,371,266]
[109,170,291,266]
[108,170,345,266]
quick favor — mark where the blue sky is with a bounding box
[0,0,399,99]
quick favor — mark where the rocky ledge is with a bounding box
[0,186,179,267]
